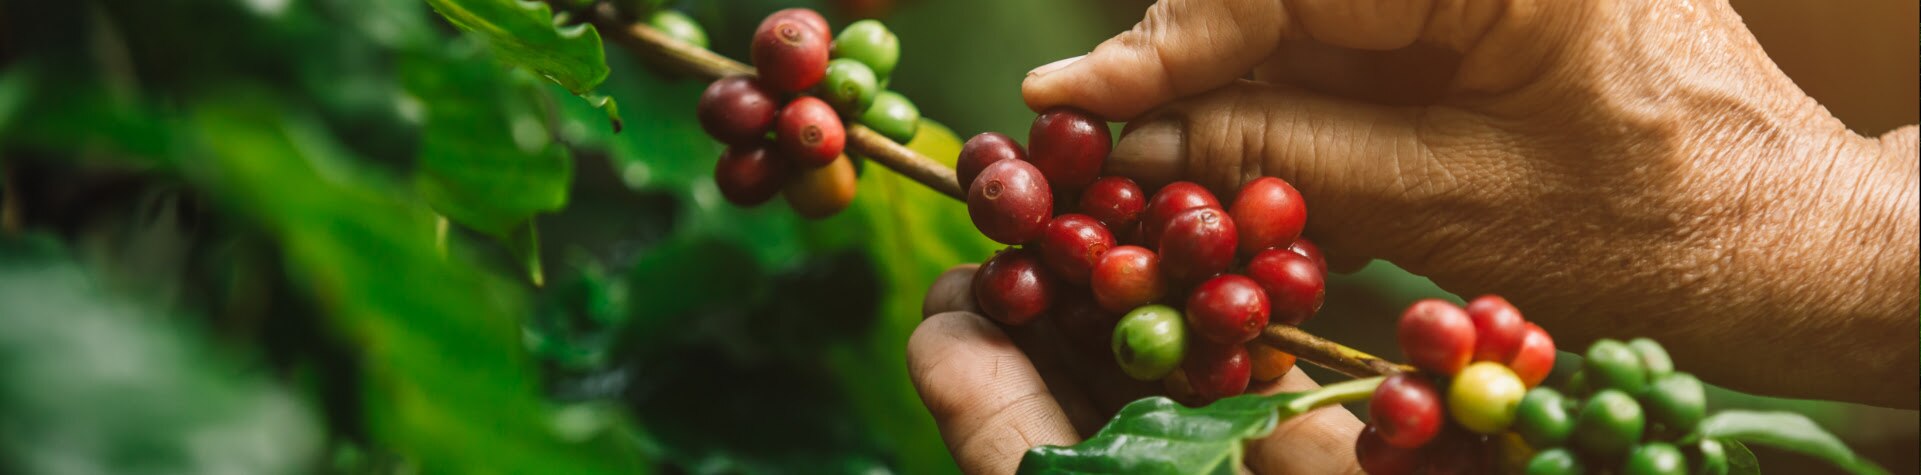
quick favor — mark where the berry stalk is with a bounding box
[567,1,1405,378]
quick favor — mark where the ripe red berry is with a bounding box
[1052,291,1117,358]
[764,8,829,38]
[1288,238,1328,273]
[1157,207,1237,284]
[1142,182,1221,248]
[1185,274,1269,344]
[1228,177,1306,255]
[956,132,1026,192]
[1355,427,1423,475]
[1089,245,1166,313]
[1247,344,1297,382]
[712,144,791,206]
[697,76,779,146]
[972,248,1058,326]
[1507,323,1557,387]
[1027,107,1111,191]
[1369,374,1445,448]
[1465,295,1528,363]
[751,13,830,93]
[1038,214,1115,285]
[1397,299,1477,375]
[1078,176,1145,238]
[1180,342,1251,403]
[967,159,1053,244]
[775,97,846,168]
[1245,250,1325,326]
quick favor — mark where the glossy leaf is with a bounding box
[405,48,573,238]
[1688,410,1887,475]
[421,0,610,94]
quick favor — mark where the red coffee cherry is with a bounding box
[1026,107,1111,191]
[1247,344,1297,383]
[1465,295,1528,364]
[1369,374,1445,448]
[1158,207,1237,285]
[764,8,829,37]
[1244,249,1326,326]
[1507,323,1557,387]
[1397,299,1478,375]
[1052,291,1117,359]
[751,12,830,93]
[967,159,1053,244]
[774,97,846,168]
[1037,214,1115,285]
[956,132,1026,194]
[697,76,779,146]
[1180,342,1251,403]
[1185,274,1269,344]
[972,248,1058,326]
[1355,427,1423,475]
[1142,182,1221,248]
[1089,245,1166,313]
[1288,238,1328,273]
[1228,177,1306,255]
[1078,176,1146,239]
[1419,430,1492,475]
[712,143,791,206]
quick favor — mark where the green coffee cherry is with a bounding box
[1526,448,1586,475]
[860,90,919,143]
[1585,339,1650,394]
[1516,387,1576,448]
[1113,304,1187,381]
[1624,442,1688,475]
[1449,361,1528,434]
[1565,369,1590,398]
[646,10,707,49]
[1628,338,1674,380]
[1643,372,1706,438]
[819,59,879,116]
[1691,439,1729,475]
[832,19,900,79]
[1573,389,1646,459]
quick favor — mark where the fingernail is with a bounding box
[1027,55,1084,78]
[1108,117,1185,191]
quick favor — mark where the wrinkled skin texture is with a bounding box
[1025,0,1918,408]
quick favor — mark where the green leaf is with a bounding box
[405,48,573,238]
[421,0,610,94]
[1726,439,1761,475]
[1018,377,1381,474]
[1687,410,1887,475]
[0,237,322,474]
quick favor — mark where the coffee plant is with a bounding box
[0,1,1896,473]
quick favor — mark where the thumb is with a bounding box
[1105,81,1503,267]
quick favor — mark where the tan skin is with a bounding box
[908,0,1919,472]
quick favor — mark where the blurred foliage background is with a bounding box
[0,0,1912,474]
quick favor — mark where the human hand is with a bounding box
[1023,0,1919,407]
[908,265,1365,474]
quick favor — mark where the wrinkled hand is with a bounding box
[907,265,1364,474]
[1023,0,1918,407]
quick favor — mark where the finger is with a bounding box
[908,312,1081,474]
[922,264,981,318]
[1104,81,1505,268]
[1244,370,1365,474]
[1022,0,1531,120]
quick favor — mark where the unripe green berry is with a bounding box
[1112,304,1187,381]
[1573,389,1646,460]
[1623,442,1688,475]
[646,10,707,49]
[832,19,900,79]
[1642,372,1707,438]
[860,90,920,143]
[818,59,879,116]
[1525,448,1586,475]
[1691,439,1729,475]
[1585,339,1650,394]
[1628,338,1674,380]
[1516,387,1576,448]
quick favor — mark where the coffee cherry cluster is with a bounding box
[1515,338,1715,475]
[1356,296,1558,474]
[962,108,1328,405]
[695,9,922,219]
